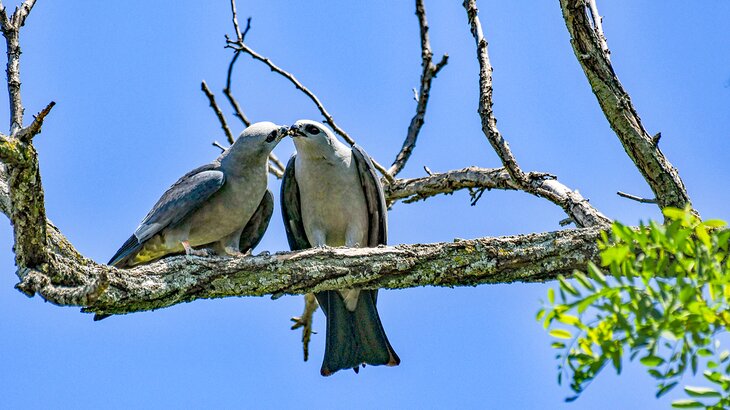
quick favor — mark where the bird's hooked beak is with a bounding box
[287,123,306,138]
[265,126,289,143]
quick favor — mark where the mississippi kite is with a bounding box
[281,119,400,376]
[109,122,286,268]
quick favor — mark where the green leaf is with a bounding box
[663,207,687,221]
[684,386,721,398]
[547,288,555,305]
[549,329,572,340]
[587,262,607,285]
[557,314,580,326]
[574,271,595,291]
[558,276,580,297]
[656,381,678,398]
[640,355,665,367]
[671,399,705,408]
[703,219,727,228]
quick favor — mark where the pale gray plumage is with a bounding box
[281,120,399,376]
[109,122,286,268]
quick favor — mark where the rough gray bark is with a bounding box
[50,227,599,316]
[559,0,691,212]
[385,166,610,228]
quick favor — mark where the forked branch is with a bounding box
[388,0,449,177]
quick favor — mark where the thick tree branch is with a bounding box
[388,0,448,177]
[586,0,610,61]
[17,227,602,317]
[559,0,691,212]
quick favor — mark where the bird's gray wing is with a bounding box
[238,189,274,254]
[108,163,225,266]
[351,145,387,246]
[134,163,225,242]
[280,154,312,251]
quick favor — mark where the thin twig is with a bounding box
[290,293,318,362]
[212,140,227,152]
[223,51,252,128]
[229,0,245,42]
[616,191,657,204]
[268,152,285,174]
[201,80,235,145]
[0,0,37,135]
[388,0,448,177]
[223,13,253,128]
[227,39,394,182]
[268,159,284,179]
[463,0,529,186]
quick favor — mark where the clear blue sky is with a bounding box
[1,1,729,408]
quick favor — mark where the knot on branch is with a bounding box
[16,267,109,307]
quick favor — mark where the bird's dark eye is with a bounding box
[265,130,278,142]
[305,125,320,135]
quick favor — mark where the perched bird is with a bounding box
[281,120,400,376]
[108,122,286,268]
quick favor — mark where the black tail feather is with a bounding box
[316,290,399,376]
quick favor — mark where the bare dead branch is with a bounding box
[559,0,692,212]
[267,160,283,179]
[385,166,610,228]
[226,39,394,182]
[201,80,235,145]
[223,52,252,128]
[0,0,37,135]
[212,140,227,152]
[463,0,528,185]
[290,293,318,362]
[229,0,245,42]
[268,152,285,174]
[16,100,54,142]
[388,0,449,176]
[616,191,657,204]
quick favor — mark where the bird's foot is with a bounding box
[182,241,215,257]
[223,246,250,257]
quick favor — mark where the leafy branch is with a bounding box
[539,207,730,408]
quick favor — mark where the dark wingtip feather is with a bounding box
[107,234,142,267]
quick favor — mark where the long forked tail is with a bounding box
[315,290,400,376]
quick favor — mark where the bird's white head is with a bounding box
[222,122,287,169]
[287,120,340,153]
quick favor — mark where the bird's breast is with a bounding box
[295,155,368,247]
